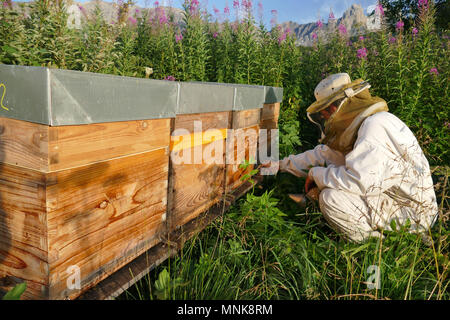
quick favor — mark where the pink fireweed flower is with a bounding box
[412,27,418,35]
[242,0,252,11]
[444,121,450,129]
[159,15,168,24]
[312,32,318,40]
[213,6,220,15]
[278,31,287,44]
[154,1,159,6]
[429,68,439,75]
[175,33,183,43]
[78,4,87,15]
[357,47,368,59]
[270,9,278,27]
[128,16,137,25]
[224,5,230,15]
[329,11,335,20]
[188,0,199,14]
[257,1,263,21]
[213,32,219,38]
[418,0,428,9]
[338,24,347,35]
[164,76,176,81]
[396,20,404,31]
[233,0,239,9]
[257,1,263,10]
[317,20,323,29]
[389,36,396,44]
[347,40,353,47]
[375,3,384,16]
[135,9,141,14]
[359,35,364,41]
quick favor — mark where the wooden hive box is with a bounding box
[0,65,283,299]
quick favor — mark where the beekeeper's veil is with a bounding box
[307,73,389,154]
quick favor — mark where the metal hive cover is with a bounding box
[0,64,283,125]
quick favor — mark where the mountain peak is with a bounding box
[281,3,381,46]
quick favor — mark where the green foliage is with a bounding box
[239,158,259,186]
[153,269,184,300]
[380,0,449,31]
[2,282,27,300]
[181,2,209,81]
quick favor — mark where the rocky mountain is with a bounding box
[281,4,382,46]
[12,1,382,46]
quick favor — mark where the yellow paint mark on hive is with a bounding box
[0,83,9,111]
[170,128,227,152]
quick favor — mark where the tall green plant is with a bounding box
[182,0,209,81]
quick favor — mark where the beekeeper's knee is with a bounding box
[318,188,339,216]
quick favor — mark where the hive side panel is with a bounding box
[0,163,49,300]
[0,117,49,172]
[259,103,280,161]
[46,148,169,299]
[170,112,230,230]
[48,119,171,172]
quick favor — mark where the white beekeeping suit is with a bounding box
[271,73,438,242]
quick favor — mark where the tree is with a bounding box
[380,0,448,31]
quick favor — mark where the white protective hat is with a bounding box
[307,73,371,113]
[314,73,351,102]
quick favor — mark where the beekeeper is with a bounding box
[262,73,439,242]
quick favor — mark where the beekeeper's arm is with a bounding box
[278,144,345,178]
[308,120,396,195]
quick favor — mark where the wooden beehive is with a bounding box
[0,65,283,299]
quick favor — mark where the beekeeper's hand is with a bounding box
[304,174,317,193]
[258,160,280,176]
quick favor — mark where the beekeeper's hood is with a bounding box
[307,73,389,154]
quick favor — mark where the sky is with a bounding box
[76,0,380,25]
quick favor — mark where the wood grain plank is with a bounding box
[0,117,49,172]
[171,143,226,230]
[0,162,48,300]
[260,103,280,121]
[232,109,261,129]
[46,148,169,299]
[48,119,171,172]
[174,112,230,133]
